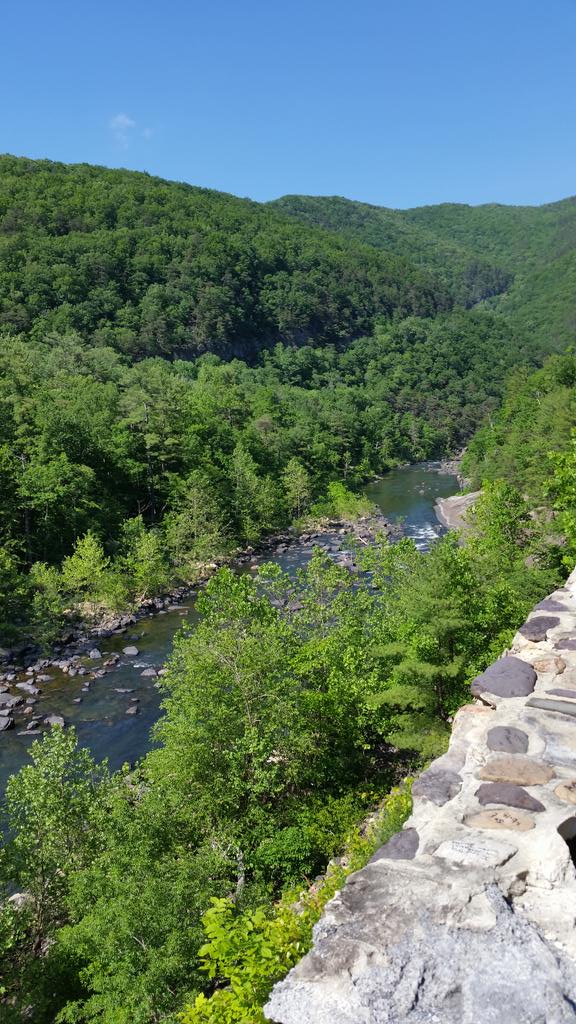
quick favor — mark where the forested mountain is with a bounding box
[273,192,576,354]
[404,196,576,271]
[0,154,540,649]
[4,155,576,1023]
[270,194,513,307]
[0,156,450,360]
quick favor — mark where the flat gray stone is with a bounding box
[0,694,23,710]
[535,599,567,612]
[125,704,139,715]
[487,726,529,754]
[122,646,139,657]
[475,782,545,813]
[527,697,576,719]
[412,768,462,806]
[546,689,576,699]
[88,648,102,660]
[554,638,576,652]
[518,615,560,641]
[471,657,536,700]
[16,681,40,696]
[369,828,419,863]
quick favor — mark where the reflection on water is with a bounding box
[0,462,458,793]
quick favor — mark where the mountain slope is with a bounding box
[403,196,576,271]
[269,194,512,307]
[0,155,451,360]
[272,193,576,355]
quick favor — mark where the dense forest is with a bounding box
[0,309,520,646]
[2,156,576,1022]
[273,192,576,355]
[0,156,451,361]
[0,158,536,647]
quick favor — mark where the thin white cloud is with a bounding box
[110,112,137,149]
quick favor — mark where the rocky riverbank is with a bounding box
[0,512,392,739]
[434,489,481,531]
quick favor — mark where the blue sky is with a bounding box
[2,0,576,207]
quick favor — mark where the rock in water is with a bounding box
[16,681,40,696]
[44,714,65,728]
[0,716,14,731]
[122,646,139,657]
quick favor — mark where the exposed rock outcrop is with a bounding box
[434,489,481,531]
[266,569,576,1023]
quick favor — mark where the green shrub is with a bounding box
[308,481,374,522]
[180,784,412,1024]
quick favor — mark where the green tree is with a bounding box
[0,728,108,1016]
[164,473,229,571]
[120,516,170,599]
[282,458,311,518]
[61,531,110,612]
[28,562,66,649]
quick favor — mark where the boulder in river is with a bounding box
[125,704,139,715]
[123,646,139,657]
[44,714,65,728]
[140,668,157,677]
[0,694,23,710]
[0,715,14,731]
[88,648,102,660]
[16,681,40,696]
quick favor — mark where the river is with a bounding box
[0,462,458,796]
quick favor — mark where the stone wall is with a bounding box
[265,570,576,1024]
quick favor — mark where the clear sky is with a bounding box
[2,0,576,208]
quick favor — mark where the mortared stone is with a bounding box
[475,782,545,813]
[518,616,560,642]
[534,657,566,674]
[553,638,576,652]
[369,827,419,863]
[471,657,536,700]
[412,769,462,806]
[554,781,576,805]
[487,726,529,754]
[535,599,567,613]
[527,697,576,719]
[479,754,554,785]
[465,808,535,831]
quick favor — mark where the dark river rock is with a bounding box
[0,462,458,796]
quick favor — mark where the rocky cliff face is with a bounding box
[265,571,576,1024]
